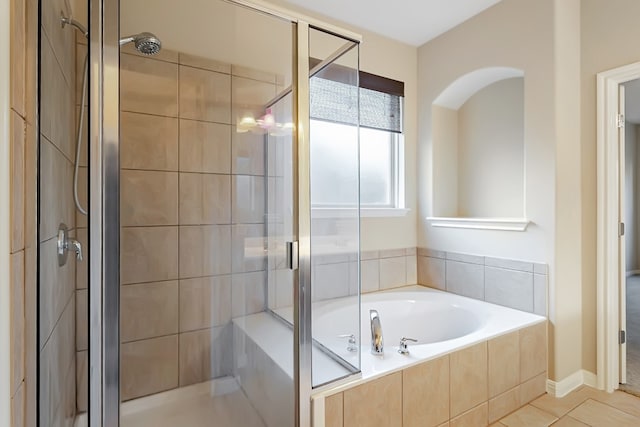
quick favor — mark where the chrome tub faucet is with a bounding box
[370,309,383,355]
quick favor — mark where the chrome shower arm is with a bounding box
[119,35,136,46]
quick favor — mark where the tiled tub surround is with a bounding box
[417,248,548,316]
[320,320,547,427]
[267,247,419,308]
[295,246,545,317]
[246,285,547,427]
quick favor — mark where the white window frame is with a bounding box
[311,124,408,218]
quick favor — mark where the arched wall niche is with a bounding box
[429,67,529,231]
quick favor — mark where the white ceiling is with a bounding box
[283,0,503,46]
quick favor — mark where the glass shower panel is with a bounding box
[266,92,294,316]
[308,28,361,388]
[118,1,294,425]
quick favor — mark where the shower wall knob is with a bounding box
[57,223,83,266]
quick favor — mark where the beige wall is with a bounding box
[417,0,585,382]
[417,0,555,262]
[431,105,458,217]
[553,0,583,379]
[431,77,525,219]
[418,0,640,383]
[457,78,524,218]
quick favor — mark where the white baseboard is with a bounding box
[546,370,598,397]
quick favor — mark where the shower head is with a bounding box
[119,32,162,55]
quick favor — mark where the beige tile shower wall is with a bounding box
[324,322,547,427]
[417,248,548,316]
[117,47,276,401]
[10,0,38,424]
[74,32,89,414]
[37,0,79,424]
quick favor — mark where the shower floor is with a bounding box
[74,378,266,427]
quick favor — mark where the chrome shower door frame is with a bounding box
[89,0,120,425]
[88,1,360,426]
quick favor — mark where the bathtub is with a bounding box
[309,285,546,380]
[235,285,546,427]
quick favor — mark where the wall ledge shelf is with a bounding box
[426,217,531,231]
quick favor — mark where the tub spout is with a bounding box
[370,309,383,355]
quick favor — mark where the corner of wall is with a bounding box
[552,0,586,381]
[546,369,597,398]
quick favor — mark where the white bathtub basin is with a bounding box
[273,285,545,381]
[314,294,483,346]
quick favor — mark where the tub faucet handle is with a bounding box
[398,337,418,355]
[338,334,358,352]
[370,310,383,355]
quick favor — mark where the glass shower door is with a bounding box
[116,1,296,425]
[308,28,361,388]
[84,0,362,425]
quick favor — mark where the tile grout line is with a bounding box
[584,396,640,421]
[176,56,182,388]
[528,387,590,419]
[486,333,490,425]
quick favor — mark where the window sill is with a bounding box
[312,208,411,218]
[426,217,530,231]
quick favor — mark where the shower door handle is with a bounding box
[286,241,299,270]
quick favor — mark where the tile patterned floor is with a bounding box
[493,386,640,426]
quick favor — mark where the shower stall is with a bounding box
[37,0,361,425]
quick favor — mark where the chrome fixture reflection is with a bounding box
[119,32,162,55]
[370,309,383,355]
[398,337,417,355]
[338,334,358,352]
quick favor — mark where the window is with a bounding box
[309,65,405,212]
[311,121,402,208]
[360,127,401,207]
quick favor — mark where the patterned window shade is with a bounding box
[309,64,404,133]
[359,87,402,133]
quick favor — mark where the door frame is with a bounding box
[596,61,640,392]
